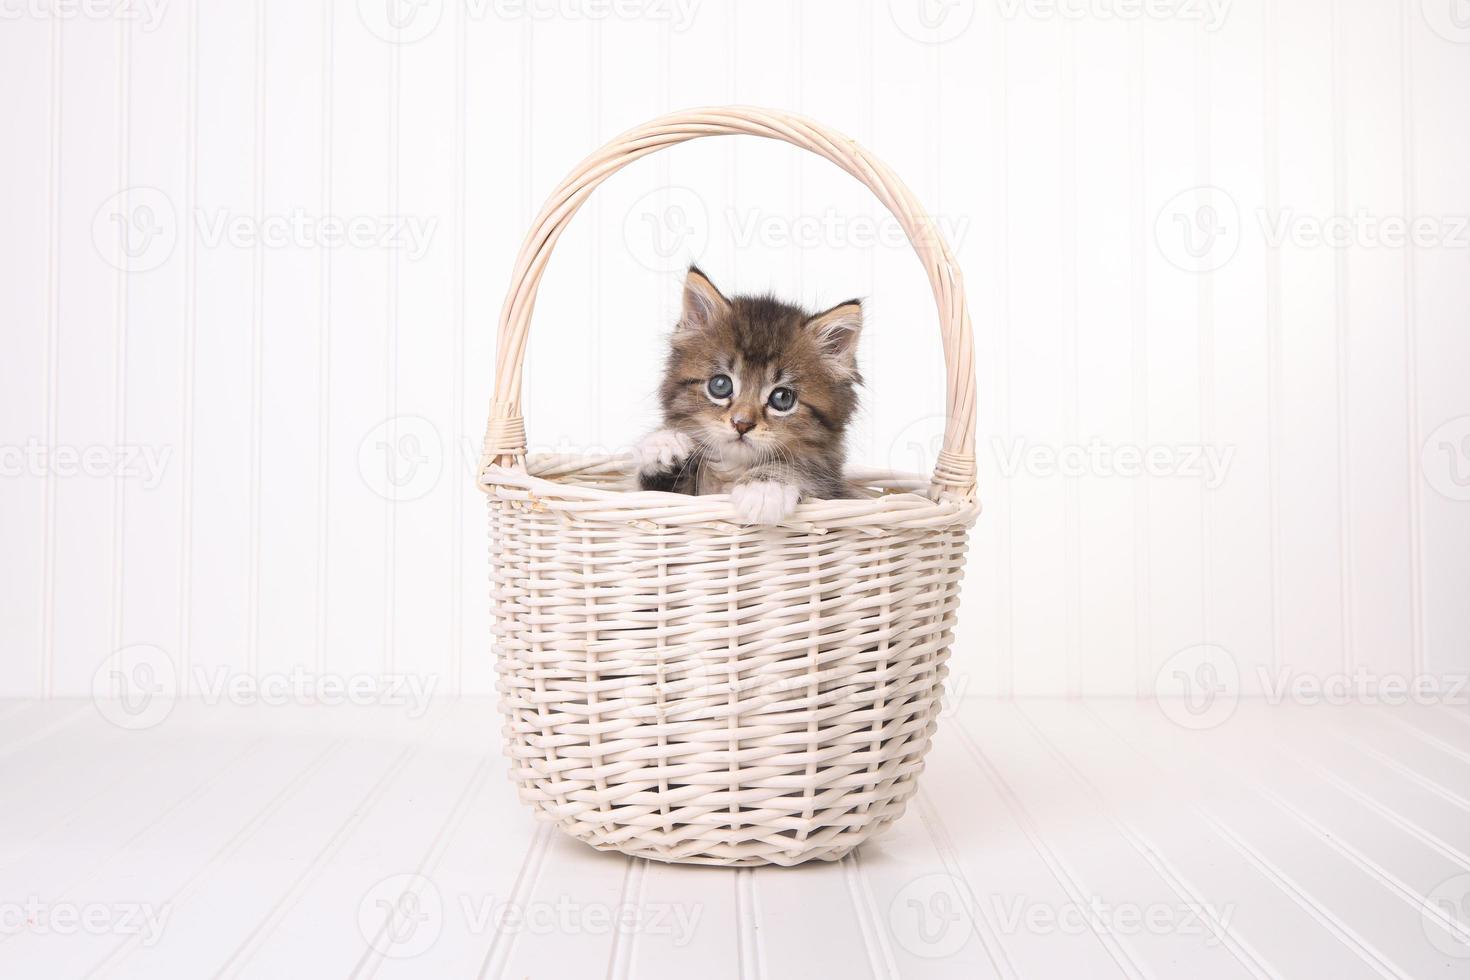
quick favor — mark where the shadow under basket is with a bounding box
[483,455,978,867]
[478,106,982,866]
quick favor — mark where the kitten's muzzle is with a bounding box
[730,414,755,436]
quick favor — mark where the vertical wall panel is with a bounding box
[946,0,1011,698]
[255,0,326,679]
[459,9,530,695]
[186,0,262,692]
[390,3,458,689]
[1002,12,1071,695]
[1206,0,1275,695]
[1073,17,1140,695]
[0,16,54,697]
[1409,8,1470,680]
[1337,0,1415,685]
[117,1,189,675]
[48,16,123,694]
[1273,0,1347,679]
[323,1,391,681]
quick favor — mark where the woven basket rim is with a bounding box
[480,452,980,530]
[478,106,979,501]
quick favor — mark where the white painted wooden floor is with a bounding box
[2,697,1468,978]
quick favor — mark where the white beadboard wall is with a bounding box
[0,0,1466,699]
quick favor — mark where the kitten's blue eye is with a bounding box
[767,387,796,412]
[707,374,733,399]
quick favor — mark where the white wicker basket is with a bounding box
[478,107,980,867]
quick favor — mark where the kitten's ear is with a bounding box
[679,265,731,333]
[805,299,864,373]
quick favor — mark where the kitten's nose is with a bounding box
[730,415,755,436]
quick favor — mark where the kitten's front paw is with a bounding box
[632,429,693,475]
[730,480,801,525]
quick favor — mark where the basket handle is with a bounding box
[480,105,977,500]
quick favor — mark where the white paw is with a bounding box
[632,429,693,475]
[730,480,801,525]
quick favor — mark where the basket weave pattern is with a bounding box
[479,108,980,866]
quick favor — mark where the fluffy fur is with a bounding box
[633,266,863,524]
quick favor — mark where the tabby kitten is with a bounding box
[633,265,862,524]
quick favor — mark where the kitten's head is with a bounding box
[658,266,862,467]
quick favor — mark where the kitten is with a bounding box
[633,265,862,524]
